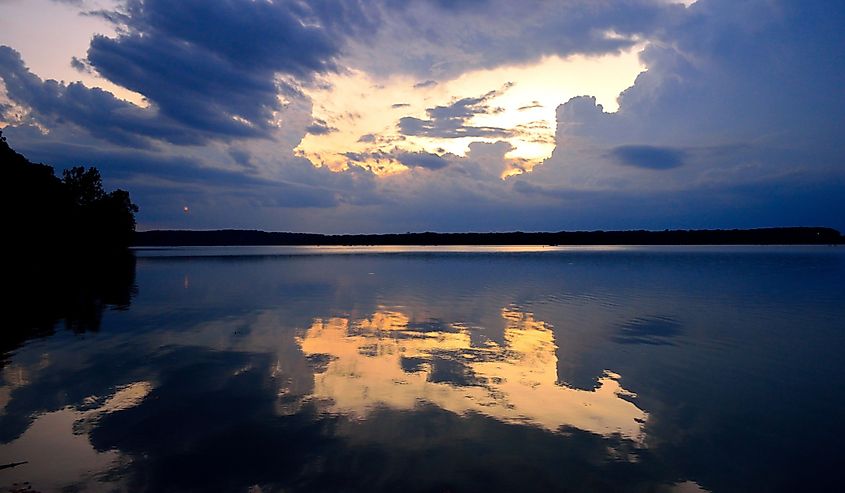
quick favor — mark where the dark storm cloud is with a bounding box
[89,0,341,76]
[1,1,381,147]
[86,34,282,138]
[81,0,378,138]
[0,46,212,147]
[609,145,685,170]
[398,87,513,139]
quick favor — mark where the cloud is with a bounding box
[398,86,513,139]
[305,119,337,135]
[83,2,329,136]
[609,145,685,170]
[0,46,215,147]
[347,0,686,78]
[395,150,449,170]
[90,0,368,76]
[69,0,379,143]
[413,79,438,89]
[391,103,411,109]
[0,1,381,147]
[342,148,449,171]
[227,147,255,170]
[529,1,845,196]
[70,56,92,73]
[518,101,542,111]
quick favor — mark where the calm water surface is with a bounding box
[1,246,844,492]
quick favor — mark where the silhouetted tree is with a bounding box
[1,130,139,251]
[63,166,105,207]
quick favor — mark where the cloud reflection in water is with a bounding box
[299,306,647,440]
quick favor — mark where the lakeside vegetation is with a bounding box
[2,130,138,252]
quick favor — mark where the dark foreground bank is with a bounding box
[2,131,138,253]
[134,227,843,246]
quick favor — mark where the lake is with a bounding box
[1,246,843,492]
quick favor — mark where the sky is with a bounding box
[1,0,843,233]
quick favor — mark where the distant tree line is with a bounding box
[135,227,843,246]
[1,130,138,251]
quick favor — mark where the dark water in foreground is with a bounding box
[1,246,844,492]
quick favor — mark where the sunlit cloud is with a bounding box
[296,49,643,178]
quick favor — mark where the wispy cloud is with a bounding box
[398,85,514,139]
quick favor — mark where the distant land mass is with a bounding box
[134,227,843,247]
